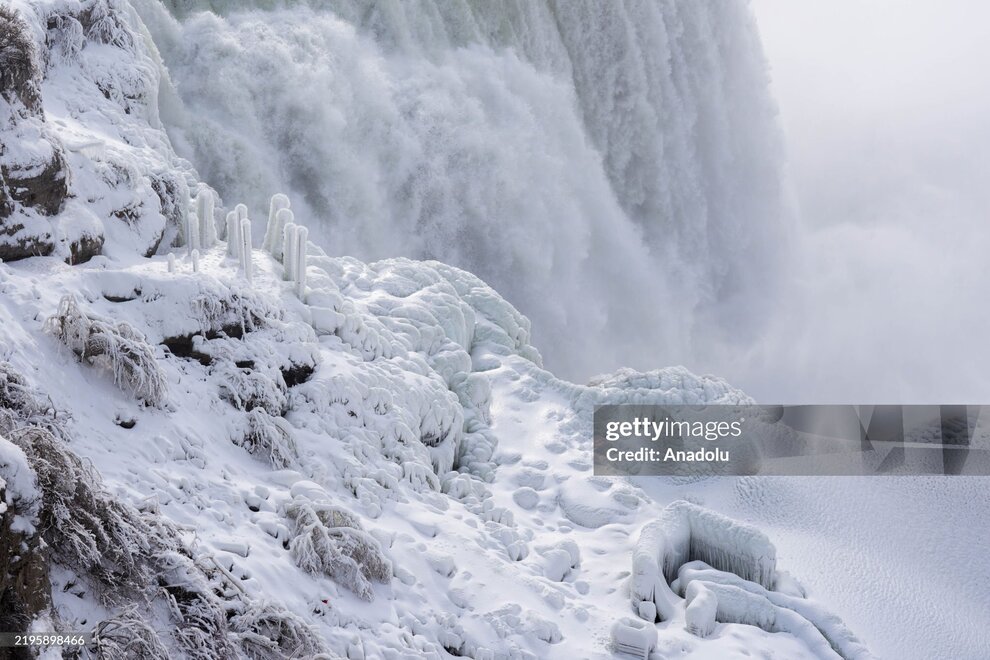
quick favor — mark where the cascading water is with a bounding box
[132,0,788,379]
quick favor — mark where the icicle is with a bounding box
[187,209,200,255]
[235,203,248,222]
[295,225,308,297]
[282,222,298,282]
[196,190,216,247]
[191,249,200,273]
[271,208,294,261]
[263,193,291,254]
[240,217,253,284]
[226,211,239,257]
[167,253,176,273]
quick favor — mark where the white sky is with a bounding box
[712,1,990,402]
[751,0,990,229]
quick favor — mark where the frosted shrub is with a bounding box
[84,0,133,49]
[285,501,392,601]
[236,409,297,468]
[215,363,287,416]
[44,295,167,407]
[9,426,152,598]
[91,607,170,660]
[0,362,60,434]
[230,602,329,659]
[262,193,290,254]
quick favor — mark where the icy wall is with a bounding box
[130,0,788,379]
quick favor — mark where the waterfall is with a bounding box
[132,0,788,379]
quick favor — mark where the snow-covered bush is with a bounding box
[0,362,61,435]
[90,607,171,660]
[230,601,330,659]
[9,425,152,598]
[0,431,46,637]
[215,362,287,416]
[45,295,167,406]
[0,6,41,111]
[236,409,297,468]
[286,501,392,601]
[84,0,133,49]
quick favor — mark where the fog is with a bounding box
[722,0,990,402]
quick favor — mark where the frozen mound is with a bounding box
[625,500,875,660]
[632,500,777,622]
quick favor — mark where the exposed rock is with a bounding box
[67,231,104,264]
[0,6,71,261]
[3,146,69,217]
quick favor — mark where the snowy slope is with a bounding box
[1,223,871,659]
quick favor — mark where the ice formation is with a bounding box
[0,1,975,658]
[129,0,789,378]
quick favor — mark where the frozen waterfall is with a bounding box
[133,0,788,378]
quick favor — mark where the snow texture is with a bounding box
[0,0,957,657]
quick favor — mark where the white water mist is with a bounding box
[134,0,788,379]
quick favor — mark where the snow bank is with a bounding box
[677,562,877,660]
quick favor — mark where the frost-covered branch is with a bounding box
[44,295,167,406]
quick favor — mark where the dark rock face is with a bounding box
[0,7,72,261]
[0,483,52,655]
[67,231,104,265]
[0,219,55,261]
[3,147,69,217]
[0,171,11,218]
